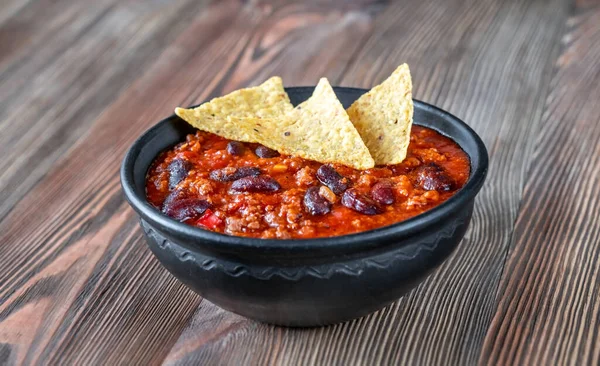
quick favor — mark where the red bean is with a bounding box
[304,186,332,215]
[162,198,212,221]
[227,141,245,156]
[162,188,187,208]
[230,176,281,193]
[209,167,261,182]
[316,165,349,194]
[415,163,454,191]
[341,188,384,215]
[371,181,395,205]
[168,158,192,189]
[255,145,280,158]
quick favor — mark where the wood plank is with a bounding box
[0,0,380,363]
[0,0,210,221]
[0,0,121,90]
[0,0,37,28]
[481,1,600,364]
[162,0,570,364]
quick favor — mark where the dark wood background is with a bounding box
[1,0,599,364]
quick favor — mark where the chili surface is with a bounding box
[146,126,470,239]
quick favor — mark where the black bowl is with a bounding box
[120,87,488,327]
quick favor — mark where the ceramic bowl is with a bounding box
[120,87,488,326]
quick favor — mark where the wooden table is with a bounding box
[1,0,599,364]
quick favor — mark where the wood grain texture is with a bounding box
[1,0,599,364]
[0,0,210,220]
[481,1,600,364]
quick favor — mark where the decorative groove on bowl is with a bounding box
[140,215,466,281]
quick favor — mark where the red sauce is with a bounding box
[146,126,470,239]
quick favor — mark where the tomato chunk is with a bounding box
[195,209,223,230]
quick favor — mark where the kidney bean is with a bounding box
[341,188,384,215]
[168,158,192,189]
[255,145,280,158]
[162,188,186,209]
[415,163,454,191]
[304,187,332,215]
[371,181,395,205]
[209,167,261,182]
[316,165,349,194]
[227,141,245,156]
[230,176,281,193]
[162,198,212,221]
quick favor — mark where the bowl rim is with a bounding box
[121,86,488,255]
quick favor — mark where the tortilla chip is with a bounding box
[174,108,267,143]
[174,76,376,169]
[174,76,293,143]
[346,63,413,165]
[272,78,375,170]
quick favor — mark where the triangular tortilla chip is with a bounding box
[272,78,375,169]
[174,77,293,143]
[174,76,375,169]
[346,63,413,165]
